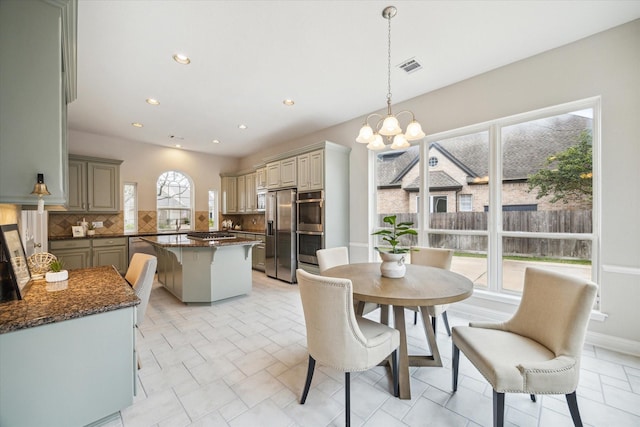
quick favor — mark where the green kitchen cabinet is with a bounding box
[49,239,91,270]
[0,0,76,206]
[92,237,128,274]
[50,237,128,274]
[67,155,122,213]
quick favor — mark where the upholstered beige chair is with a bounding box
[296,269,400,427]
[317,246,379,316]
[125,253,157,327]
[452,267,597,427]
[409,247,454,335]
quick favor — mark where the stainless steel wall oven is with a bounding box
[296,190,324,265]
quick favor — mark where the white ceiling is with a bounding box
[68,1,640,158]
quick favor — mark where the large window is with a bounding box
[157,171,193,232]
[373,99,598,298]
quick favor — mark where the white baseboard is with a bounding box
[586,330,640,357]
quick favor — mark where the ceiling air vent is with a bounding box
[398,58,422,74]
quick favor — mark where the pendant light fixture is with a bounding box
[356,6,425,150]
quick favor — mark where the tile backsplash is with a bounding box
[48,210,223,237]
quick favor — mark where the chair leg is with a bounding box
[432,315,437,335]
[566,391,584,427]
[530,394,536,402]
[493,390,505,427]
[452,342,459,392]
[345,372,351,427]
[392,349,399,397]
[300,355,315,404]
[442,311,452,337]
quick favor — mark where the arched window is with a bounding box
[157,171,193,231]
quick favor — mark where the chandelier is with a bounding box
[356,6,425,150]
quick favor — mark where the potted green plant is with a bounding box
[371,215,417,278]
[86,222,96,236]
[45,258,68,282]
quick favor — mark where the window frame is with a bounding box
[156,170,194,232]
[123,182,137,234]
[371,96,600,305]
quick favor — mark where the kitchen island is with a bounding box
[0,266,139,427]
[142,234,257,304]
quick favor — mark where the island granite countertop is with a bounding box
[141,234,258,248]
[0,265,139,334]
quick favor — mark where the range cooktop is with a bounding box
[185,232,237,241]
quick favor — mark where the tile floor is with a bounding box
[103,272,640,427]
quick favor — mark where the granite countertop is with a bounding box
[48,231,184,241]
[0,266,139,334]
[141,234,258,248]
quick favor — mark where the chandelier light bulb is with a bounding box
[391,133,410,150]
[356,124,375,144]
[405,120,426,140]
[367,134,386,150]
[380,115,402,136]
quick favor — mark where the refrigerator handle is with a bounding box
[267,220,274,236]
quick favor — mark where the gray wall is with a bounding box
[237,20,640,346]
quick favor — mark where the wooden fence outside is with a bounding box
[376,211,592,260]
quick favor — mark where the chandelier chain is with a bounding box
[387,12,392,104]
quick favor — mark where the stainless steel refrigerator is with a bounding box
[265,188,297,283]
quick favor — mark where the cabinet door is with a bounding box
[266,162,281,189]
[237,175,246,213]
[297,154,310,191]
[50,248,90,270]
[256,168,267,190]
[93,245,127,274]
[222,176,237,213]
[246,173,257,212]
[67,160,86,211]
[280,158,297,187]
[87,162,119,212]
[309,150,324,190]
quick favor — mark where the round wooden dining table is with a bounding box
[322,262,474,399]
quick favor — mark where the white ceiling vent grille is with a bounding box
[398,58,422,74]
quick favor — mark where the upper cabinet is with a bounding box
[246,173,257,212]
[222,176,237,214]
[0,0,78,206]
[67,155,122,213]
[256,167,267,190]
[297,150,324,191]
[237,174,247,213]
[266,158,297,189]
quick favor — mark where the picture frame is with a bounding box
[72,225,85,238]
[0,224,32,300]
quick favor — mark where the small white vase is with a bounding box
[378,252,406,278]
[45,270,68,282]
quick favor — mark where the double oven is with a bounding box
[296,190,324,266]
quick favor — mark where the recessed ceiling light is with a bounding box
[175,144,182,148]
[131,122,143,128]
[238,124,247,130]
[146,98,160,105]
[212,139,220,144]
[283,99,295,106]
[172,53,191,65]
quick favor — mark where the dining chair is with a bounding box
[452,267,597,427]
[296,269,399,427]
[409,246,454,335]
[317,246,379,316]
[125,253,157,327]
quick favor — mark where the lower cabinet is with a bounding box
[50,237,128,274]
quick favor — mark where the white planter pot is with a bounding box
[378,252,406,278]
[45,270,68,282]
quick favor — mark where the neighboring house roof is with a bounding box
[377,113,591,186]
[376,146,419,187]
[404,171,462,192]
[435,113,591,180]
